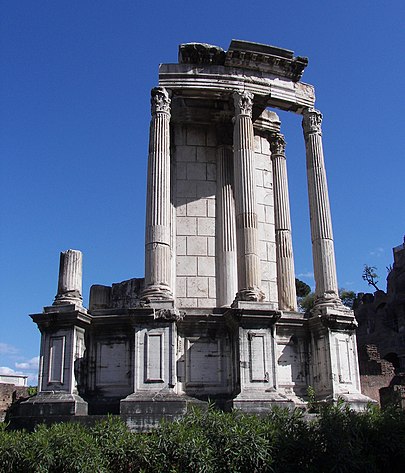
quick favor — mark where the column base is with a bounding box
[120,390,207,432]
[16,392,88,417]
[322,392,377,411]
[44,302,87,313]
[234,287,265,303]
[226,389,294,414]
[311,302,357,330]
[141,285,173,302]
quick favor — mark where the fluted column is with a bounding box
[302,108,339,304]
[217,145,237,306]
[142,87,173,301]
[270,133,297,311]
[54,249,83,306]
[233,91,264,302]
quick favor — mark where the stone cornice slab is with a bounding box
[158,64,315,113]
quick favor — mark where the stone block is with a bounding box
[256,187,272,205]
[268,281,278,303]
[197,298,216,308]
[187,236,207,256]
[187,199,207,217]
[176,164,187,180]
[259,240,268,261]
[206,128,216,146]
[187,126,206,146]
[259,222,275,242]
[257,203,266,223]
[176,236,186,256]
[262,137,270,155]
[177,256,197,276]
[267,242,276,261]
[263,170,273,189]
[187,277,209,298]
[176,198,188,216]
[260,281,270,301]
[255,169,264,187]
[173,124,186,145]
[207,199,215,217]
[207,236,215,256]
[176,277,187,297]
[197,147,216,163]
[265,205,275,224]
[197,256,215,276]
[197,217,215,236]
[197,181,216,199]
[261,261,276,281]
[255,154,271,171]
[254,135,261,152]
[176,145,197,162]
[177,180,197,198]
[207,163,216,181]
[187,162,206,180]
[177,217,197,235]
[208,277,217,299]
[177,297,197,308]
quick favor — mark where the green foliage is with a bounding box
[306,385,319,413]
[339,289,356,308]
[27,386,38,397]
[299,292,315,313]
[1,405,405,472]
[295,278,311,297]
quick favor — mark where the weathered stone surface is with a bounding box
[54,249,83,307]
[226,40,308,82]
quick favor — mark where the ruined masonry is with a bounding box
[19,40,372,429]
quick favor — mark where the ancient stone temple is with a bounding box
[18,40,372,429]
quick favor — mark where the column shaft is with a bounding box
[217,145,237,306]
[302,108,339,303]
[143,87,173,300]
[270,134,297,311]
[54,249,83,306]
[233,91,264,302]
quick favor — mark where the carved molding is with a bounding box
[233,91,254,117]
[154,308,184,322]
[270,133,286,156]
[151,87,171,115]
[302,108,322,136]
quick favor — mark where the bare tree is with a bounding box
[362,265,380,291]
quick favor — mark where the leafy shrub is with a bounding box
[1,405,405,472]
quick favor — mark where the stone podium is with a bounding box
[19,40,371,429]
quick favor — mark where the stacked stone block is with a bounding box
[255,134,278,304]
[174,125,217,308]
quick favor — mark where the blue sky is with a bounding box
[1,0,404,384]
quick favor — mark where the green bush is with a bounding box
[1,405,405,472]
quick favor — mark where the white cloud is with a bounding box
[0,342,20,355]
[297,272,314,279]
[15,356,39,370]
[0,366,25,376]
[369,247,385,257]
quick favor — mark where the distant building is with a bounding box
[0,374,28,387]
[356,238,405,407]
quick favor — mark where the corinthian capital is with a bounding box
[302,108,323,136]
[151,87,171,115]
[233,91,254,117]
[270,133,286,156]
